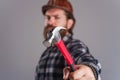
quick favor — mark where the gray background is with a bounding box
[0,0,120,80]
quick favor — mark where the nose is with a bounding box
[47,17,55,26]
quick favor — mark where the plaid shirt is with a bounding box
[35,34,101,80]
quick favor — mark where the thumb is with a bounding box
[63,67,70,80]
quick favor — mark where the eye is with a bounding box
[55,15,60,20]
[45,16,50,20]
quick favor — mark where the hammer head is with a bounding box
[43,26,66,47]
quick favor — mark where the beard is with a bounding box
[43,24,68,40]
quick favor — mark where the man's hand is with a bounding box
[63,64,95,80]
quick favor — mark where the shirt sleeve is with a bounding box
[67,39,101,80]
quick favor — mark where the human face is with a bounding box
[43,8,69,39]
[44,8,68,28]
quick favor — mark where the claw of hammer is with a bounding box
[43,26,66,47]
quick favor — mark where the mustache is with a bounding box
[45,24,55,32]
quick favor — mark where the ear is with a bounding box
[66,19,74,30]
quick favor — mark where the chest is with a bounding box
[40,47,66,69]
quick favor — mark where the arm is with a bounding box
[63,40,101,80]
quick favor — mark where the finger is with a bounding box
[69,66,86,79]
[69,65,95,80]
[78,75,95,80]
[63,67,71,80]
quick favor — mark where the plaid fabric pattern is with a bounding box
[35,34,101,80]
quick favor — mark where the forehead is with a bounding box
[45,8,66,16]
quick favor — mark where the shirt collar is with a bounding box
[63,33,73,43]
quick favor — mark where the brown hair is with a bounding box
[65,10,76,35]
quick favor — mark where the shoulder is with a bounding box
[67,38,90,55]
[67,39,88,49]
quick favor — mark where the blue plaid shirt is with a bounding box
[35,34,101,80]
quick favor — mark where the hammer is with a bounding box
[43,26,76,71]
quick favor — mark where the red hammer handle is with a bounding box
[56,38,76,71]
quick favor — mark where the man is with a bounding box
[35,0,101,80]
